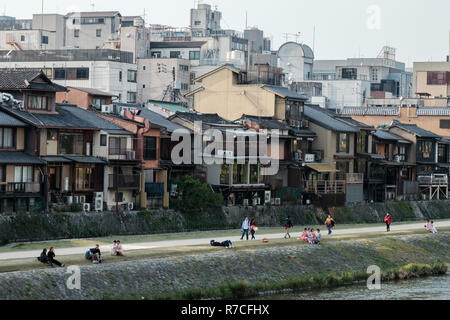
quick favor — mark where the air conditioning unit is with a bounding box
[300,120,309,128]
[127,202,134,211]
[253,198,260,206]
[95,198,103,212]
[289,120,296,127]
[83,203,91,212]
[305,154,315,163]
[80,196,86,204]
[243,199,249,206]
[73,196,80,204]
[270,198,275,205]
[264,191,271,204]
[66,196,73,205]
[127,150,136,160]
[94,192,103,199]
[275,198,281,205]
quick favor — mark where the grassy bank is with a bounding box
[150,263,448,300]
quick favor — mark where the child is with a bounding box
[116,240,124,256]
[430,221,437,234]
[300,228,308,242]
[110,240,118,256]
[315,229,322,245]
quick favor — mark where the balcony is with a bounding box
[108,148,137,161]
[108,174,140,190]
[418,175,448,186]
[305,180,346,194]
[0,182,41,194]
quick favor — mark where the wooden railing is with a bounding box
[0,182,41,194]
[305,180,346,194]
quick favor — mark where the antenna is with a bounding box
[312,26,316,53]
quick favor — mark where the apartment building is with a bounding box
[413,61,450,107]
[0,49,137,104]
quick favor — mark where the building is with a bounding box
[190,3,222,37]
[413,61,450,107]
[277,42,315,83]
[0,49,137,104]
[137,58,191,103]
[187,64,308,122]
[56,86,117,109]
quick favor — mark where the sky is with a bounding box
[1,0,449,67]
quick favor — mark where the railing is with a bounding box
[108,174,140,190]
[346,173,364,184]
[108,148,137,161]
[0,182,41,194]
[417,175,448,186]
[305,180,346,194]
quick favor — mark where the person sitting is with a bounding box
[85,244,103,264]
[425,220,432,232]
[37,248,50,265]
[47,247,64,267]
[115,240,124,256]
[110,240,118,256]
[300,228,308,242]
[315,229,322,245]
[430,221,438,234]
[310,229,317,244]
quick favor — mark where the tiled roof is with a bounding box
[149,101,189,114]
[0,69,66,92]
[392,121,441,139]
[262,85,308,101]
[338,117,374,129]
[0,151,46,165]
[240,115,290,130]
[138,108,187,133]
[340,107,400,116]
[416,108,450,116]
[304,105,359,133]
[67,87,118,97]
[0,111,27,127]
[174,112,233,125]
[373,130,412,143]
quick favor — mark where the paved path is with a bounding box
[1,220,449,261]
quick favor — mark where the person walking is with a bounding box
[240,217,250,241]
[284,216,293,239]
[325,215,335,235]
[250,219,257,240]
[384,213,392,232]
[47,247,65,267]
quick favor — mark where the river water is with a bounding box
[261,275,450,300]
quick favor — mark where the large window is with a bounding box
[127,70,137,82]
[109,137,127,155]
[127,91,137,103]
[417,140,433,159]
[59,134,84,155]
[341,68,357,80]
[189,51,200,60]
[438,144,448,163]
[54,68,66,80]
[14,166,33,183]
[170,51,181,58]
[28,95,49,110]
[0,128,14,148]
[336,161,350,173]
[76,68,89,79]
[53,68,89,80]
[96,29,102,37]
[357,131,368,153]
[143,137,157,160]
[427,71,450,85]
[42,36,49,44]
[75,167,94,190]
[336,133,349,153]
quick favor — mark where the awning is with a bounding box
[0,151,46,165]
[306,163,338,173]
[63,156,107,164]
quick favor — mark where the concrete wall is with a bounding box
[0,29,57,50]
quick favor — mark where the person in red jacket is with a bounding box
[384,213,392,232]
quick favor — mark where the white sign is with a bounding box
[305,154,315,163]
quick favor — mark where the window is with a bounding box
[371,68,378,81]
[233,163,248,185]
[76,68,89,80]
[127,70,137,82]
[142,84,146,89]
[0,165,4,182]
[194,21,201,26]
[151,51,161,58]
[143,137,157,160]
[109,137,127,155]
[100,134,107,147]
[249,164,262,184]
[170,51,181,59]
[181,83,189,91]
[336,133,349,153]
[92,97,107,106]
[59,134,84,155]
[114,192,124,202]
[28,95,49,110]
[42,36,48,44]
[20,35,25,41]
[220,164,230,185]
[42,68,52,78]
[336,161,350,173]
[96,29,102,37]
[54,68,66,80]
[74,29,80,38]
[180,65,189,72]
[341,68,357,80]
[119,71,122,82]
[127,92,136,103]
[417,140,433,159]
[357,131,368,153]
[189,51,200,60]
[143,66,146,71]
[14,166,32,183]
[0,128,14,148]
[427,71,450,85]
[75,167,94,190]
[438,144,448,163]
